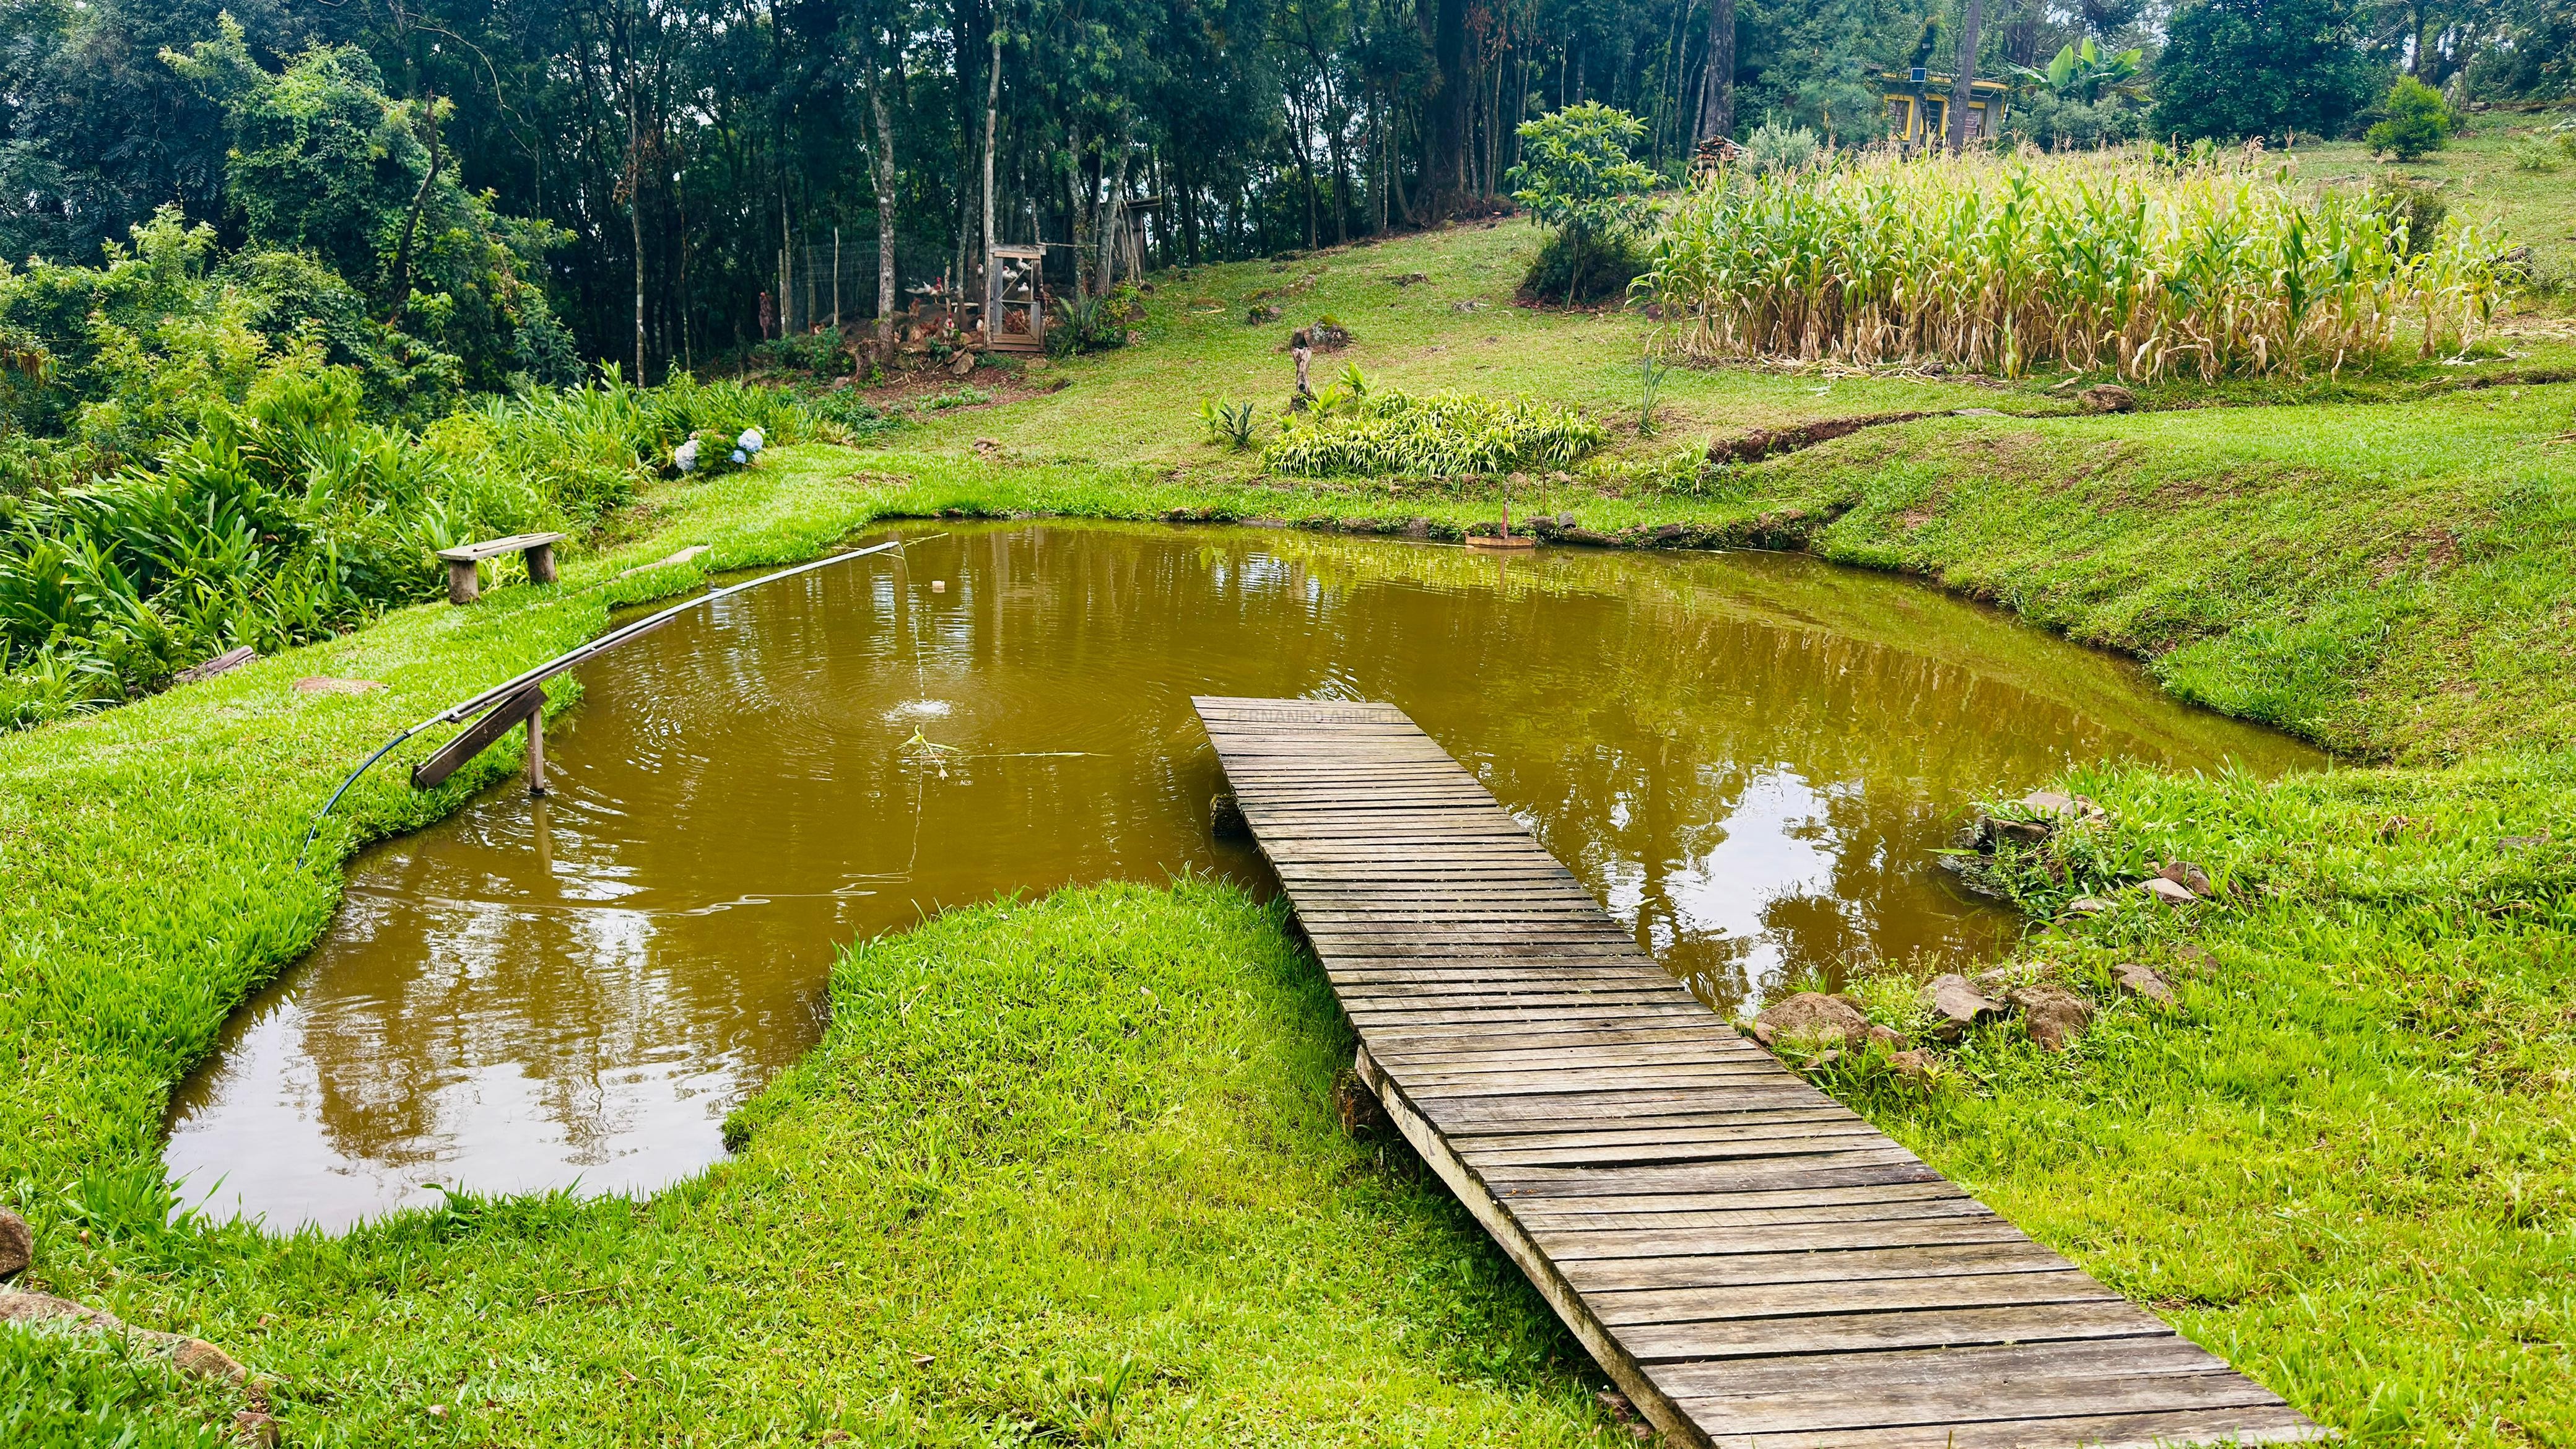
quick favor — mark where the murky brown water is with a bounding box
[167,521,2320,1230]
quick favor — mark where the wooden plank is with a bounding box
[1191,697,2320,1449]
[409,684,544,789]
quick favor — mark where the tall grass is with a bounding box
[1647,147,2514,381]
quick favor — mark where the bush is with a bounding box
[2367,77,2458,160]
[1507,102,1660,303]
[1521,227,1649,305]
[2364,178,2449,258]
[1263,378,1606,477]
[2006,92,2149,149]
[1741,123,1822,176]
[753,331,853,376]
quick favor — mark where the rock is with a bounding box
[292,677,383,695]
[173,646,256,687]
[1209,790,1248,838]
[1886,1048,1941,1087]
[1247,303,1282,324]
[2007,985,2094,1051]
[1865,1024,1910,1051]
[234,1411,281,1448]
[1751,991,1871,1050]
[2079,383,2138,414]
[2172,942,2217,976]
[2115,962,2177,1007]
[2139,876,2198,906]
[1918,973,2006,1042]
[0,1208,27,1281]
[2157,860,2214,896]
[2065,895,2115,916]
[1990,815,2052,846]
[0,1290,246,1383]
[1971,962,2040,998]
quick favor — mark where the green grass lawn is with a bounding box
[6,210,2576,1445]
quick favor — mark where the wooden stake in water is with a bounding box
[526,710,547,796]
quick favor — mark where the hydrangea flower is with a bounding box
[738,427,765,453]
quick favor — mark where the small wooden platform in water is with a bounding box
[1193,697,2327,1449]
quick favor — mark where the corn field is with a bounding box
[1645,149,2515,382]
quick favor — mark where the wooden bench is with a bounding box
[435,533,565,604]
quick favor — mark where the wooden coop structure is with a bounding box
[1881,69,2011,146]
[986,243,1046,353]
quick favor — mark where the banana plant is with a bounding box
[2011,38,2145,105]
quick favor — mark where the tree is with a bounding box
[1944,0,1986,150]
[2151,0,2382,141]
[1692,0,1736,144]
[2365,74,2456,157]
[1506,102,1655,301]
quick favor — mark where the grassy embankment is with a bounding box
[6,192,2576,1443]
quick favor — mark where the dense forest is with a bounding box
[4,0,2567,380]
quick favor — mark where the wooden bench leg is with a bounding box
[525,542,559,586]
[446,558,481,605]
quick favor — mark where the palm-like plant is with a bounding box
[2011,38,2145,105]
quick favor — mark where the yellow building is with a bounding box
[1881,69,2011,144]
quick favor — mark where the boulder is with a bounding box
[0,1208,27,1281]
[2065,895,2115,916]
[2115,962,2177,1007]
[2139,876,2198,906]
[1885,1048,1941,1087]
[1865,1023,1910,1051]
[2157,860,2215,896]
[2080,383,2139,414]
[0,1290,246,1383]
[1918,973,2006,1042]
[1752,991,1871,1050]
[1209,791,1249,838]
[1970,962,2040,998]
[2007,985,2094,1051]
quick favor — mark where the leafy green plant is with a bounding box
[1263,387,1605,477]
[2009,38,2144,103]
[1637,350,1670,436]
[1198,398,1259,450]
[1507,102,1660,303]
[1740,122,1821,177]
[2367,76,2459,162]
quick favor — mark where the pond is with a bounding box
[166,521,2321,1230]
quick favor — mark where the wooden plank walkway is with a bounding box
[1193,697,2328,1449]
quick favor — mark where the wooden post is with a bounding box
[446,558,481,605]
[526,541,558,585]
[526,708,547,796]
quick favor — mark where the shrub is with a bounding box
[1263,380,1606,477]
[1645,147,2512,383]
[1741,123,1822,176]
[1198,399,1259,450]
[1520,227,1650,305]
[2364,178,2449,258]
[1507,102,1660,303]
[2367,77,2459,161]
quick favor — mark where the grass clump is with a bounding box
[1647,147,2515,382]
[1264,380,1605,477]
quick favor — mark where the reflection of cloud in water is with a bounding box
[166,521,2320,1232]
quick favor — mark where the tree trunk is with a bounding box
[980,18,1001,334]
[868,70,899,346]
[1946,0,1986,152]
[1694,0,1734,143]
[1427,0,1469,210]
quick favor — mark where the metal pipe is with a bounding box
[297,536,920,868]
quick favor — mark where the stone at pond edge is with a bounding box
[0,1289,248,1383]
[2157,860,2215,896]
[1886,1048,1941,1087]
[2139,876,2198,906]
[0,1208,28,1280]
[2007,985,2095,1051]
[1751,991,1871,1050]
[2115,962,2178,1007]
[1918,973,2006,1042]
[2065,896,2115,916]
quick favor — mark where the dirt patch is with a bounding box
[843,360,1056,411]
[1707,412,1937,464]
[2374,527,2468,582]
